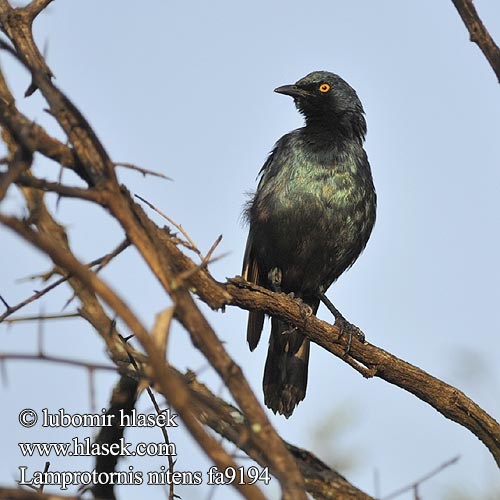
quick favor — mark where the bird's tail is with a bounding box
[263,298,318,418]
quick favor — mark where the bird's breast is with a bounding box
[260,158,368,218]
[249,149,376,294]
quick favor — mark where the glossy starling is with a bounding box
[242,71,376,418]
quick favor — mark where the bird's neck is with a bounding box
[304,111,366,145]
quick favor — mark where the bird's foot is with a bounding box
[268,267,282,293]
[276,294,312,336]
[287,292,314,319]
[317,291,365,353]
[335,316,365,355]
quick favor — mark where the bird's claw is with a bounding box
[278,293,313,336]
[335,316,365,355]
[287,293,313,319]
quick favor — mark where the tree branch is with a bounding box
[103,187,500,468]
[22,0,54,22]
[0,348,377,499]
[0,66,91,183]
[225,278,500,467]
[451,0,500,82]
[0,238,129,323]
[0,4,114,183]
[184,370,376,500]
[0,213,268,500]
[12,174,106,203]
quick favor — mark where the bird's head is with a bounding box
[275,71,366,140]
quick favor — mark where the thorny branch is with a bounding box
[0,350,377,500]
[381,455,460,500]
[0,238,129,322]
[0,1,499,499]
[0,212,270,500]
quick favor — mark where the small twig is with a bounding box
[62,238,130,309]
[19,461,50,492]
[172,235,227,287]
[114,162,172,180]
[145,388,177,500]
[3,312,80,324]
[55,166,64,211]
[93,238,130,273]
[151,307,175,362]
[0,275,68,323]
[37,462,51,493]
[135,194,204,259]
[13,175,106,203]
[0,239,129,323]
[23,0,54,22]
[381,455,460,500]
[17,268,57,283]
[205,234,223,263]
[0,295,10,309]
[0,352,116,373]
[172,252,229,288]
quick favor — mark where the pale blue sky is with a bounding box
[1,1,500,499]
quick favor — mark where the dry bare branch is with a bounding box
[382,455,460,500]
[0,213,270,500]
[184,370,376,500]
[114,162,172,180]
[0,347,376,499]
[0,238,129,323]
[451,0,500,82]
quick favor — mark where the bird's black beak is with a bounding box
[274,85,309,99]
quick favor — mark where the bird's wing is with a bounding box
[242,143,283,351]
[242,232,265,351]
[256,136,285,180]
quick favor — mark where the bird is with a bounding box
[242,71,376,418]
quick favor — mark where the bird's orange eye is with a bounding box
[319,83,331,93]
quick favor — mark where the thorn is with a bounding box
[0,294,11,309]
